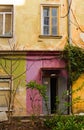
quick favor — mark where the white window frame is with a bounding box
[0,77,11,111]
[41,4,59,36]
[0,5,13,37]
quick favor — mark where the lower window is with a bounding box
[0,76,11,111]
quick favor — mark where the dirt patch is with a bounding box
[0,116,50,130]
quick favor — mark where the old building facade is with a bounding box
[0,0,84,116]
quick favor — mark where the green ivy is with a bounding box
[63,44,84,84]
[26,81,47,98]
[26,80,49,114]
[44,115,84,130]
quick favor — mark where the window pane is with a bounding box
[0,91,10,107]
[43,7,49,16]
[0,5,13,12]
[52,26,57,35]
[0,82,10,88]
[43,26,49,35]
[42,6,58,36]
[44,17,49,25]
[0,5,13,37]
[5,14,12,36]
[0,14,3,35]
[52,17,57,26]
[52,8,57,16]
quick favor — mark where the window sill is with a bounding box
[0,107,13,112]
[0,35,13,38]
[0,88,10,90]
[39,35,62,39]
[0,111,8,121]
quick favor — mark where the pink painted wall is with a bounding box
[26,56,66,82]
[26,55,67,115]
[26,88,42,115]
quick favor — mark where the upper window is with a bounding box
[41,6,59,36]
[0,5,13,38]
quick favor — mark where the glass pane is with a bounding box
[43,26,49,35]
[44,17,49,25]
[0,91,10,107]
[52,8,57,16]
[52,17,57,26]
[0,5,13,12]
[0,82,10,88]
[0,14,3,35]
[43,7,49,17]
[5,14,12,36]
[52,26,57,35]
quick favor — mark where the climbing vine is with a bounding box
[26,81,49,114]
[63,44,84,84]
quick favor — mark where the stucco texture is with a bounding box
[0,0,68,51]
[72,74,84,114]
[0,56,26,116]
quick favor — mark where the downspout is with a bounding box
[67,0,72,114]
[67,0,71,44]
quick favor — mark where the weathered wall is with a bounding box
[70,0,84,114]
[12,57,26,116]
[0,56,26,116]
[0,0,84,115]
[70,0,84,47]
[72,74,84,114]
[0,0,68,50]
[26,54,67,115]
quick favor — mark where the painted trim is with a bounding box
[0,50,63,56]
[40,4,61,36]
[40,3,61,6]
[0,5,14,38]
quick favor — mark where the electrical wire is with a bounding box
[71,9,84,33]
[61,0,72,18]
[70,38,84,48]
[61,0,84,33]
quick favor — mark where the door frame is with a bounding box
[42,68,69,114]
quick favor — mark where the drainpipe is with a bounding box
[67,0,71,44]
[67,0,72,114]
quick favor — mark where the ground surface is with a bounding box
[0,116,50,130]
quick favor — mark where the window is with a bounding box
[41,6,59,36]
[0,5,13,37]
[0,77,11,111]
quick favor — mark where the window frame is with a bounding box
[0,5,13,38]
[41,4,60,37]
[0,76,12,111]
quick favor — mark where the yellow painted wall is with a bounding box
[0,0,84,115]
[70,0,84,47]
[1,0,83,50]
[69,0,84,114]
[0,0,68,50]
[72,74,84,114]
